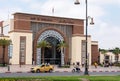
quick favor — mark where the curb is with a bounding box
[16,71,22,73]
[5,71,11,73]
[1,70,120,73]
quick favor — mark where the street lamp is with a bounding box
[74,0,94,75]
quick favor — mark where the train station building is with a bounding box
[0,12,99,65]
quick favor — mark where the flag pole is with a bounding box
[52,7,54,16]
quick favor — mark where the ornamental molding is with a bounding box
[37,30,64,43]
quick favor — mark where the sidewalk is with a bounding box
[55,65,120,72]
[0,65,120,73]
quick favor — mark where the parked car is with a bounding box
[31,64,54,73]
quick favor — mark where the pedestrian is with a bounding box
[109,62,112,68]
[94,62,98,68]
[82,62,84,67]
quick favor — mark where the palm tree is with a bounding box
[37,40,51,64]
[57,41,67,66]
[99,49,108,66]
[112,47,120,63]
[0,39,11,66]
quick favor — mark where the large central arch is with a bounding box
[37,30,64,65]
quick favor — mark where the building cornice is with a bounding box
[13,12,84,26]
[9,29,32,33]
[72,34,91,37]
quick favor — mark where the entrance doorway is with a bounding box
[43,37,61,64]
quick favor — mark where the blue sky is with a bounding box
[0,0,120,49]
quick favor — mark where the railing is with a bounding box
[41,58,61,65]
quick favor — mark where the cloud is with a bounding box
[30,2,42,10]
[35,0,106,20]
[0,0,106,20]
[0,0,120,49]
[90,0,120,5]
[0,7,22,21]
[89,20,120,49]
[40,0,74,16]
[20,0,33,3]
[99,25,120,49]
[89,6,106,18]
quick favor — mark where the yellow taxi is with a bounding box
[31,64,54,73]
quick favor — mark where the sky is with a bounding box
[0,0,120,49]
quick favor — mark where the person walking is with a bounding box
[82,62,84,67]
[109,62,112,68]
[94,62,98,68]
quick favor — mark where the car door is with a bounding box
[45,65,50,71]
[40,65,45,72]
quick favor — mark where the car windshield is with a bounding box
[37,64,45,67]
[41,65,45,67]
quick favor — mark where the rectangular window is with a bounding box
[19,36,26,65]
[81,40,86,64]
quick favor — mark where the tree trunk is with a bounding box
[2,45,5,66]
[103,54,105,67]
[42,48,45,64]
[61,48,64,66]
[116,54,119,63]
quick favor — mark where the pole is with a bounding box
[84,0,89,75]
[8,45,10,71]
[3,45,5,66]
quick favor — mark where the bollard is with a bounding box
[8,65,10,71]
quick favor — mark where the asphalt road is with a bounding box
[0,72,120,77]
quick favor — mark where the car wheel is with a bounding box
[36,69,40,73]
[49,69,53,73]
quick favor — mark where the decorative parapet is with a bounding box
[91,41,98,45]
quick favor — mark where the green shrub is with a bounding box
[58,65,70,68]
[0,63,7,67]
[114,63,120,67]
[99,63,104,67]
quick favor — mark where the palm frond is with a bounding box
[0,39,11,46]
[37,40,51,48]
[57,41,67,51]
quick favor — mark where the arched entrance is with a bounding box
[36,30,64,65]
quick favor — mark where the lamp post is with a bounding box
[74,0,94,75]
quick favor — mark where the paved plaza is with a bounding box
[0,65,120,73]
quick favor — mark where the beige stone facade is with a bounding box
[71,35,92,65]
[9,32,32,64]
[100,52,120,64]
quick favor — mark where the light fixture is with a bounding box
[90,18,94,25]
[74,0,80,5]
[87,16,94,25]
